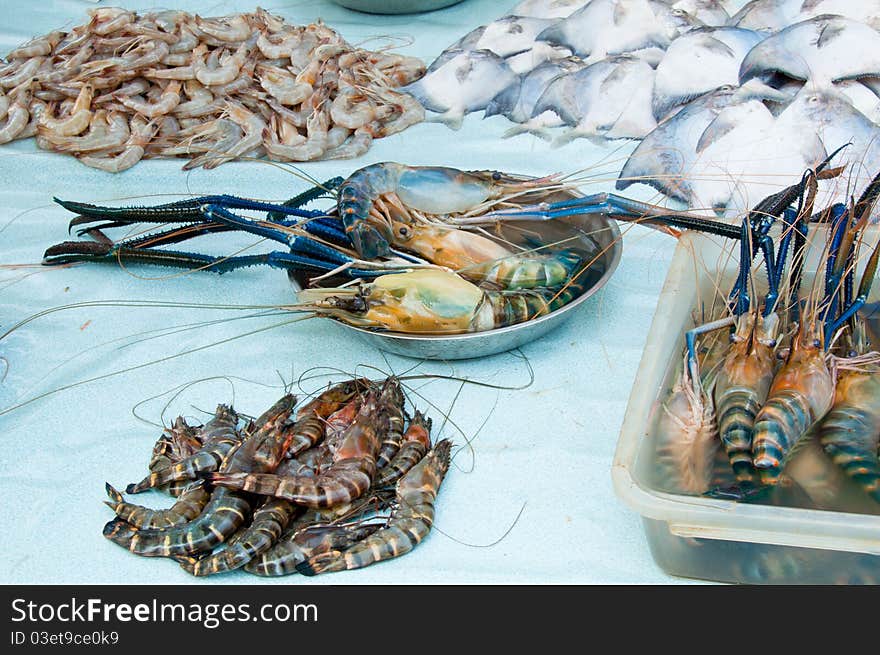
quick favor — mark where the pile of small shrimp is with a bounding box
[0,7,426,171]
[102,376,453,577]
[653,165,880,513]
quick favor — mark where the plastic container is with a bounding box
[612,230,880,584]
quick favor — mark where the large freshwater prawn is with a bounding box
[39,160,754,337]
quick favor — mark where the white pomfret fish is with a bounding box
[402,49,518,129]
[485,56,587,135]
[652,26,765,119]
[536,0,703,63]
[616,80,789,204]
[739,16,880,87]
[732,0,880,32]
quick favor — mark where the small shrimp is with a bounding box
[294,268,587,334]
[296,439,452,576]
[192,43,248,86]
[256,63,311,105]
[194,14,252,43]
[6,31,64,59]
[0,56,44,89]
[38,83,93,136]
[39,110,130,153]
[0,87,30,144]
[817,368,880,503]
[262,106,328,161]
[714,312,778,482]
[116,80,181,118]
[78,115,157,172]
[142,64,195,80]
[87,8,135,36]
[194,101,264,169]
[177,119,243,169]
[171,80,218,117]
[115,41,170,73]
[330,87,388,130]
[169,25,199,55]
[126,404,240,493]
[654,354,719,495]
[256,29,305,60]
[375,410,432,486]
[210,392,385,508]
[104,482,210,529]
[751,329,835,485]
[98,78,149,102]
[177,498,297,576]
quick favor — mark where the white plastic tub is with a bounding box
[612,231,880,584]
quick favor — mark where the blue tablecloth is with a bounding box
[0,0,699,584]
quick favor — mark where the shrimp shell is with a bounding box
[177,498,297,576]
[713,314,777,482]
[752,334,834,485]
[296,439,452,575]
[126,403,240,493]
[817,369,880,503]
[210,393,385,508]
[104,482,210,529]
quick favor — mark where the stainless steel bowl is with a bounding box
[295,202,622,360]
[328,0,466,14]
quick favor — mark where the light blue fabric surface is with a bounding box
[0,0,702,584]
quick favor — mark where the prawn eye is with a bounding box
[812,338,821,348]
[492,171,502,181]
[397,225,410,238]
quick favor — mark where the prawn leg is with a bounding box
[43,239,379,278]
[54,194,326,229]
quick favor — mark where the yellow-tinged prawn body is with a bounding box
[714,313,778,482]
[817,368,880,503]
[294,268,582,334]
[751,332,835,485]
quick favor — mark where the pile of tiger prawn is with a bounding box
[102,375,452,577]
[655,164,880,512]
[0,7,425,170]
